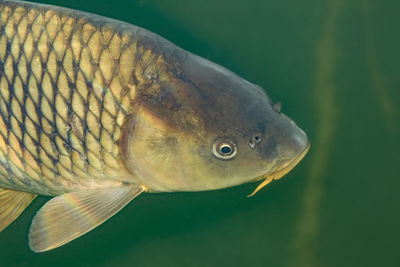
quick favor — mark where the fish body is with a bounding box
[0,0,158,196]
[0,0,309,252]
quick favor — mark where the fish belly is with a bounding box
[0,0,143,195]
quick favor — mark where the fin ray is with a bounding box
[0,188,37,232]
[29,184,143,252]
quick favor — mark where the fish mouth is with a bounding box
[248,141,310,197]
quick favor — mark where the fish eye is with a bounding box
[213,139,237,160]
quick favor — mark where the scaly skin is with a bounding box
[0,1,169,195]
[0,0,310,253]
[0,1,309,196]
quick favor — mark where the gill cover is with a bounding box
[121,104,198,192]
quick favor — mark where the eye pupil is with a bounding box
[220,145,232,154]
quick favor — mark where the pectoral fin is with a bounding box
[29,184,144,252]
[0,188,37,232]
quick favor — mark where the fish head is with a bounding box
[121,48,309,193]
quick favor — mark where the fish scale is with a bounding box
[0,1,157,195]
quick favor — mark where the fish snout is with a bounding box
[276,123,308,160]
[271,115,309,176]
[248,118,309,197]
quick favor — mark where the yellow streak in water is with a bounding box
[362,1,397,127]
[290,2,342,267]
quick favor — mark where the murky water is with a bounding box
[1,0,399,266]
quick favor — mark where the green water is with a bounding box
[1,0,399,266]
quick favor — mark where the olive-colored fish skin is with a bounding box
[0,0,310,252]
[124,46,309,192]
[0,0,308,196]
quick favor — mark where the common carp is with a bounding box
[0,0,309,252]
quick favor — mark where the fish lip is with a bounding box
[258,140,310,181]
[247,141,310,197]
[269,140,310,181]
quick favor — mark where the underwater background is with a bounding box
[0,0,399,266]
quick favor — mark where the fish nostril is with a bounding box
[249,141,255,149]
[249,135,262,149]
